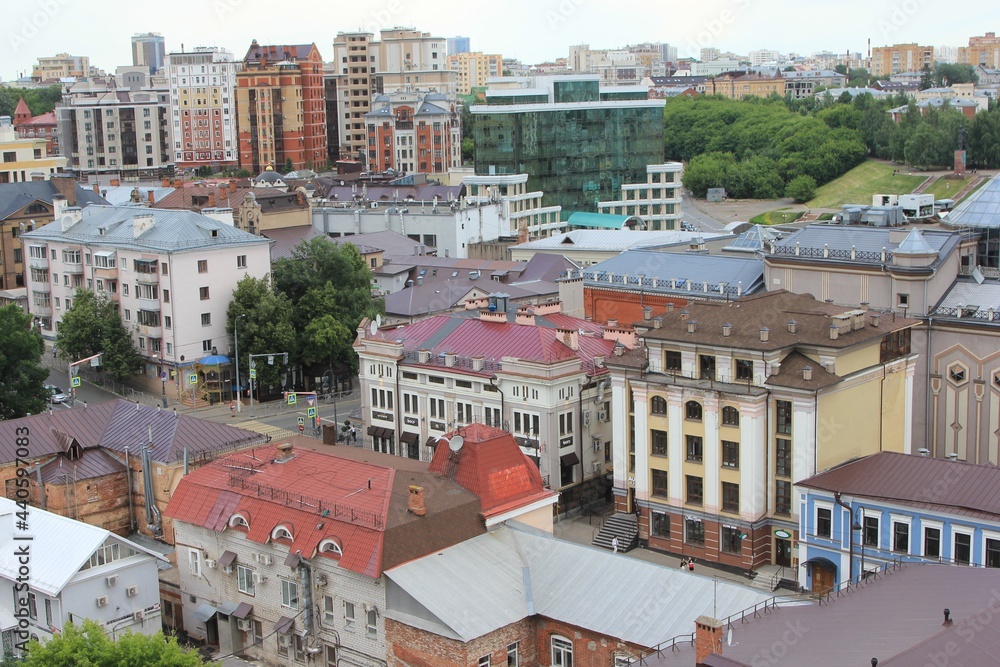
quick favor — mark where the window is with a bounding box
[735,358,753,380]
[686,435,703,462]
[201,313,211,326]
[558,411,573,435]
[686,475,703,505]
[722,440,739,469]
[478,657,491,667]
[163,289,170,303]
[237,254,247,268]
[203,339,213,352]
[281,579,299,609]
[954,532,972,565]
[897,292,909,308]
[892,520,910,553]
[197,259,208,273]
[816,507,832,538]
[721,406,740,427]
[880,329,911,363]
[343,601,357,630]
[776,400,793,434]
[699,354,716,380]
[650,395,667,415]
[721,525,742,554]
[188,548,201,577]
[323,595,337,624]
[651,469,668,498]
[651,511,670,538]
[507,642,519,667]
[122,283,129,296]
[863,515,879,548]
[924,526,941,558]
[161,262,168,275]
[722,482,740,512]
[685,401,702,421]
[199,286,210,300]
[664,350,681,371]
[651,429,668,456]
[987,538,1000,568]
[685,518,705,545]
[775,480,791,516]
[237,565,254,595]
[775,439,791,477]
[366,608,377,638]
[551,636,573,667]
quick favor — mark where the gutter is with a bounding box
[834,491,855,582]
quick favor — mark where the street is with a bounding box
[44,368,120,410]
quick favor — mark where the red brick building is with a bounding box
[13,97,58,155]
[236,41,327,173]
[364,92,462,175]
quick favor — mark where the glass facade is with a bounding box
[473,102,664,215]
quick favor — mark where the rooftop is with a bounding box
[769,224,960,269]
[0,180,107,220]
[512,229,729,253]
[945,175,999,228]
[930,277,1000,323]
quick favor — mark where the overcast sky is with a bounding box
[1,0,990,81]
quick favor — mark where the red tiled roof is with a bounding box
[428,425,555,518]
[13,98,30,118]
[21,111,56,126]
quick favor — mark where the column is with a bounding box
[667,388,685,507]
[632,383,650,506]
[610,375,629,495]
[702,394,720,513]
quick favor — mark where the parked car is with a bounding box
[681,220,698,231]
[44,385,67,404]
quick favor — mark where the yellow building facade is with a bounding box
[446,52,504,96]
[870,43,934,77]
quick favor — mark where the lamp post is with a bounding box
[153,355,167,408]
[234,314,246,413]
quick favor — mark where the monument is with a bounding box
[955,126,968,176]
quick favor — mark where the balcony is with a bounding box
[138,324,162,338]
[63,262,84,275]
[94,266,119,279]
[32,304,52,316]
[135,271,159,285]
[32,282,50,293]
[28,256,48,270]
[137,298,160,312]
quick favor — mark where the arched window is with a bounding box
[650,395,667,416]
[318,538,343,557]
[721,406,740,427]
[685,401,702,421]
[551,635,573,666]
[228,513,249,530]
[271,525,293,541]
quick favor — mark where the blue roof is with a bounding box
[566,212,638,229]
[198,355,231,366]
[578,250,765,296]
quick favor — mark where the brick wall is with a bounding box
[534,617,643,667]
[583,287,686,327]
[387,616,536,667]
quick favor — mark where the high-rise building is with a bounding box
[447,36,470,55]
[235,41,327,173]
[957,32,1000,68]
[700,47,721,62]
[445,52,503,96]
[364,91,461,175]
[661,43,678,63]
[472,75,665,214]
[132,33,166,74]
[165,47,239,170]
[870,43,934,77]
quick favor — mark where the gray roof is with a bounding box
[98,185,175,207]
[945,176,999,228]
[575,250,765,297]
[772,224,958,266]
[0,181,108,220]
[723,224,781,253]
[22,205,270,253]
[513,229,730,252]
[385,523,781,646]
[931,277,1000,322]
[825,87,890,98]
[415,100,450,116]
[894,228,937,255]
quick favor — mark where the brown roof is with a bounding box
[798,451,1000,523]
[765,350,841,390]
[640,290,917,351]
[242,41,320,66]
[39,447,125,484]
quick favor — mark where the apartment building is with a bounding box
[165,47,240,170]
[363,91,461,175]
[0,115,66,184]
[463,173,564,240]
[235,41,327,173]
[597,163,683,230]
[32,53,94,80]
[870,43,934,78]
[708,72,786,99]
[21,203,270,399]
[445,52,503,96]
[55,73,174,179]
[958,32,1000,68]
[782,69,848,99]
[605,291,919,571]
[13,98,58,156]
[354,306,630,502]
[132,33,165,74]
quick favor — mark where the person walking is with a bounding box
[688,558,695,572]
[611,536,619,554]
[230,401,235,417]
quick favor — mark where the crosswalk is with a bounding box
[237,420,300,442]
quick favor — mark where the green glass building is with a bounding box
[472,76,665,216]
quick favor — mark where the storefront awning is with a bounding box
[284,552,301,568]
[401,431,419,444]
[367,425,378,436]
[274,615,294,635]
[426,436,438,449]
[561,452,580,467]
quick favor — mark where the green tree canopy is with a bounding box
[21,620,206,666]
[0,305,49,419]
[228,274,296,390]
[55,290,143,383]
[785,175,817,203]
[0,85,63,117]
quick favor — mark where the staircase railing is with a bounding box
[769,566,785,592]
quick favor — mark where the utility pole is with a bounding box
[248,351,288,418]
[234,314,246,413]
[67,353,102,407]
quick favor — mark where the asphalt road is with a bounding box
[44,369,120,410]
[681,190,728,232]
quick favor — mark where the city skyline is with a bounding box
[2,0,995,82]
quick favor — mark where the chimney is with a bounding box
[643,306,653,321]
[829,324,839,341]
[787,320,797,334]
[133,212,156,238]
[695,616,724,665]
[802,366,813,381]
[274,442,294,463]
[173,179,183,188]
[652,317,663,329]
[109,178,120,187]
[943,609,953,626]
[471,356,484,372]
[418,350,431,363]
[408,485,426,516]
[229,179,237,191]
[723,323,732,337]
[444,352,457,367]
[515,307,536,326]
[417,276,423,286]
[207,193,217,208]
[161,178,171,187]
[296,190,305,206]
[687,320,697,334]
[413,245,420,256]
[593,355,605,368]
[679,310,689,321]
[147,190,155,205]
[870,313,881,328]
[607,318,618,328]
[666,302,675,313]
[759,327,770,342]
[50,174,78,205]
[558,328,579,351]
[947,452,959,461]
[92,182,100,194]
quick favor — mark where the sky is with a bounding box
[1,0,992,81]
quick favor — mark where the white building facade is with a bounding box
[165,47,240,169]
[597,163,683,231]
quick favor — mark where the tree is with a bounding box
[21,619,206,666]
[0,305,49,419]
[934,63,978,87]
[228,275,296,392]
[283,157,294,174]
[55,290,143,383]
[919,65,935,91]
[785,175,817,203]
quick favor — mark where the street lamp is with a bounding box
[153,355,167,408]
[234,314,246,413]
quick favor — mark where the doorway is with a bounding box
[811,563,836,594]
[775,538,792,567]
[627,487,636,513]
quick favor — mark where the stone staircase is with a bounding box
[592,513,639,553]
[748,564,798,593]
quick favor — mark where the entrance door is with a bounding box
[775,538,792,567]
[811,563,836,594]
[627,487,636,513]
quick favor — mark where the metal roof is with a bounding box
[773,224,958,262]
[566,212,638,229]
[22,205,269,253]
[723,224,781,253]
[0,497,166,597]
[894,228,937,255]
[384,523,779,645]
[945,175,1000,228]
[932,278,1000,321]
[513,229,729,252]
[0,181,107,220]
[578,250,764,297]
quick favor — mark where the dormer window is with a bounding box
[318,538,343,557]
[67,443,82,461]
[271,525,293,541]
[228,513,250,529]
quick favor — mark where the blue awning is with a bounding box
[198,354,231,365]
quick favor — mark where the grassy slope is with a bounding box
[921,176,974,201]
[807,160,926,209]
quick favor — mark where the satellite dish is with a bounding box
[375,314,382,327]
[369,320,378,336]
[727,628,734,646]
[449,435,464,452]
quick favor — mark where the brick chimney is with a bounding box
[695,616,724,665]
[50,174,77,205]
[408,485,426,516]
[274,442,294,463]
[557,328,579,350]
[147,190,155,205]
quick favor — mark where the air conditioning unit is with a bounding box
[597,410,608,423]
[593,438,602,452]
[205,559,217,569]
[133,610,145,621]
[222,565,233,574]
[583,411,591,427]
[252,573,267,584]
[126,585,138,597]
[96,596,109,608]
[278,635,290,647]
[259,554,272,565]
[105,576,118,588]
[237,619,251,631]
[593,461,602,473]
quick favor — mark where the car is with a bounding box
[44,385,68,404]
[681,221,698,231]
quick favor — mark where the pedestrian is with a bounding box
[680,559,687,570]
[611,536,619,554]
[350,425,357,443]
[230,401,235,416]
[688,558,695,572]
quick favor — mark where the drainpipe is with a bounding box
[490,375,504,427]
[298,555,318,653]
[34,465,46,510]
[834,491,855,583]
[394,359,402,458]
[123,446,135,532]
